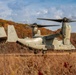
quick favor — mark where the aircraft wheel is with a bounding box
[42,50,46,54]
[34,50,38,54]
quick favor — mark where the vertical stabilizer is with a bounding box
[7,25,18,42]
[0,27,7,38]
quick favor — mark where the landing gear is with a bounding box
[42,50,46,54]
[34,50,46,54]
[34,50,38,54]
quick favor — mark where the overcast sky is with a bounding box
[0,0,76,32]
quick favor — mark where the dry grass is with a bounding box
[0,54,75,75]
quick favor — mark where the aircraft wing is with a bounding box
[44,33,60,40]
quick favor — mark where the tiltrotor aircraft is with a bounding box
[17,17,76,53]
[5,17,76,54]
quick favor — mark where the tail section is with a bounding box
[0,27,7,39]
[7,25,18,42]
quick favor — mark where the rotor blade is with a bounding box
[68,20,76,22]
[29,24,60,28]
[36,25,60,27]
[37,17,76,23]
[37,18,62,22]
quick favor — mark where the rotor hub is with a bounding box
[63,17,68,22]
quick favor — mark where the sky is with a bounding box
[0,0,76,32]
